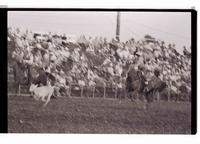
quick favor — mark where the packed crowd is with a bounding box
[8,27,191,96]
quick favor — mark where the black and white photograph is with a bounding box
[6,10,193,134]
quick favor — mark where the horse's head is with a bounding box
[29,83,38,92]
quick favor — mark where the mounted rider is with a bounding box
[126,62,142,101]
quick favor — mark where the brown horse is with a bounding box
[125,67,167,103]
[125,67,145,101]
[143,76,167,102]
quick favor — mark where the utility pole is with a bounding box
[116,12,120,42]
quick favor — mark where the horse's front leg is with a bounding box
[130,91,136,102]
[126,91,132,100]
[140,91,146,102]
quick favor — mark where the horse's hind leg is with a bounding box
[145,92,153,103]
[131,91,137,102]
[128,91,134,101]
[141,93,147,102]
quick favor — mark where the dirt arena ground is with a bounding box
[8,96,191,134]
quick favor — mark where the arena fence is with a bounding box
[7,82,191,102]
[7,67,191,101]
[7,66,126,99]
[7,83,127,100]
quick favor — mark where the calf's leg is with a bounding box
[43,88,54,107]
[33,95,40,101]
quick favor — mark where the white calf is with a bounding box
[29,84,54,107]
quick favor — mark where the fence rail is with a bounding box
[7,82,191,102]
[7,82,126,99]
[7,65,126,99]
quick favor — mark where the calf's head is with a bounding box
[29,84,38,92]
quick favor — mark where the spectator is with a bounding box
[8,27,191,97]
